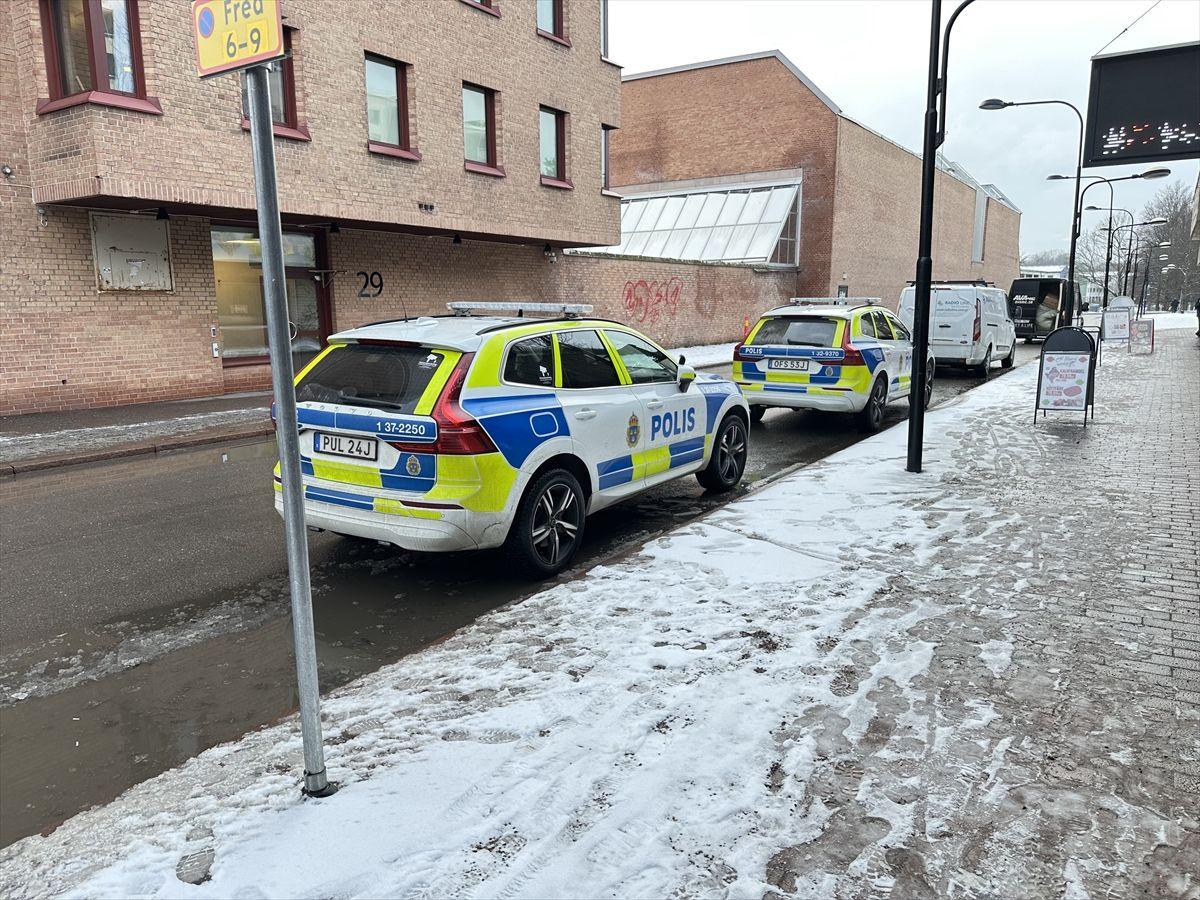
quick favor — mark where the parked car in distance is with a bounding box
[899,281,1016,376]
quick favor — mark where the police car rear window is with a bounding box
[751,317,838,347]
[296,345,445,413]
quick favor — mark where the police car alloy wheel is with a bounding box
[506,468,585,577]
[858,377,887,433]
[697,414,748,492]
[923,363,935,409]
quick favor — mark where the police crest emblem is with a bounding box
[626,413,640,447]
[405,454,421,476]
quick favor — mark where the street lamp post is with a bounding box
[905,0,978,474]
[1087,205,1131,298]
[980,98,1083,323]
[1058,169,1171,309]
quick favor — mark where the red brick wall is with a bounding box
[610,56,838,296]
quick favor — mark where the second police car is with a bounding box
[277,303,750,576]
[733,298,936,431]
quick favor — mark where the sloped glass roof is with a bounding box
[584,184,800,264]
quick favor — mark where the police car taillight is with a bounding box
[389,353,497,456]
[840,324,866,366]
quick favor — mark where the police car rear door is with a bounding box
[603,329,707,487]
[554,328,645,505]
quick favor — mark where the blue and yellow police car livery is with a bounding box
[275,302,750,576]
[733,298,935,432]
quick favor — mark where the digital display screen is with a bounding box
[1083,42,1199,167]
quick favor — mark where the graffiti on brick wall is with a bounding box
[621,277,684,325]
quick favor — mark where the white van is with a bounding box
[898,282,1016,375]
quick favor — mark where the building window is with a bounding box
[540,106,570,188]
[601,124,614,191]
[37,0,159,114]
[240,29,308,140]
[463,83,502,175]
[459,0,501,16]
[770,193,799,266]
[537,0,568,44]
[365,54,419,160]
[600,0,610,57]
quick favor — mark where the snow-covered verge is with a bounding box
[668,342,738,368]
[2,343,1195,899]
[1145,311,1199,331]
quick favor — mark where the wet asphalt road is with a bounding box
[0,350,1038,847]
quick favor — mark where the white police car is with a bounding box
[277,303,750,576]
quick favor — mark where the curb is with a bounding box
[2,422,276,477]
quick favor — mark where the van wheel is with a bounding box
[976,346,992,378]
[749,405,766,424]
[857,377,887,433]
[697,414,748,492]
[1001,343,1015,369]
[505,469,585,578]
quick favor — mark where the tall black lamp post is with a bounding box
[906,0,978,474]
[979,98,1083,324]
[1085,204,1131,300]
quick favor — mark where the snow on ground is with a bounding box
[0,408,269,463]
[668,342,738,368]
[1145,311,1199,331]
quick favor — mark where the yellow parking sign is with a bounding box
[193,0,284,78]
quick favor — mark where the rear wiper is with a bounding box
[336,391,405,411]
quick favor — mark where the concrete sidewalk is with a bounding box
[1,329,1197,899]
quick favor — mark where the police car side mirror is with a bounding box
[677,364,697,392]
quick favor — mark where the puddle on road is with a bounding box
[0,363,1021,848]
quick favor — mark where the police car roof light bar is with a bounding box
[447,301,594,319]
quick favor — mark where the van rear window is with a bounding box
[751,316,838,347]
[296,345,446,413]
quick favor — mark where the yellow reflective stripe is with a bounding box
[372,497,443,519]
[552,333,564,388]
[467,334,506,389]
[273,481,282,492]
[597,329,632,385]
[310,459,383,488]
[414,350,463,415]
[293,344,343,386]
[632,445,671,479]
[424,452,517,513]
[745,319,767,343]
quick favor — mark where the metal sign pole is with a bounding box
[244,63,335,798]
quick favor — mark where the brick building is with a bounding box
[597,51,1021,308]
[3,0,633,414]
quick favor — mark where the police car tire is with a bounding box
[749,405,766,424]
[697,414,748,493]
[505,468,586,578]
[858,377,887,433]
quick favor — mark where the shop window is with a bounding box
[537,0,569,45]
[365,54,419,160]
[539,106,570,189]
[211,228,325,366]
[37,0,160,115]
[463,83,502,176]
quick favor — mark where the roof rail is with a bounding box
[446,301,594,319]
[357,313,457,329]
[905,279,995,287]
[788,297,882,307]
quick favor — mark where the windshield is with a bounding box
[751,316,839,347]
[295,345,446,413]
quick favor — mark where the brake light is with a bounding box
[973,301,982,342]
[387,353,497,456]
[840,323,865,366]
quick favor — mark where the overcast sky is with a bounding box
[609,0,1200,255]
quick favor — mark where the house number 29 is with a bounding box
[357,271,383,297]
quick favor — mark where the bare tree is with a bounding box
[1137,180,1199,310]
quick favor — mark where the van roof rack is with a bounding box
[788,297,881,307]
[447,301,594,319]
[905,279,995,287]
